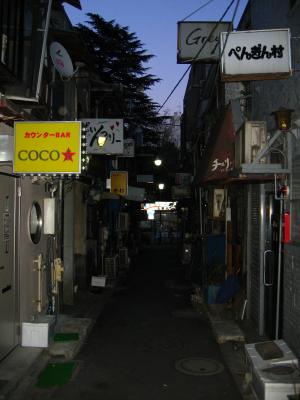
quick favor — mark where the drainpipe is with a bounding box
[6,0,53,103]
[275,198,283,340]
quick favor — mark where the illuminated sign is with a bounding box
[13,121,81,174]
[220,28,292,81]
[110,171,128,196]
[82,119,124,155]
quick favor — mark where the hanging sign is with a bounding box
[220,28,292,81]
[110,171,128,196]
[125,186,145,202]
[119,139,135,157]
[177,21,231,63]
[82,119,124,155]
[13,121,81,174]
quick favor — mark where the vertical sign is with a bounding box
[110,171,128,196]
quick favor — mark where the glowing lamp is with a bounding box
[272,108,294,131]
[97,136,107,147]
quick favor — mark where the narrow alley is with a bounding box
[13,245,242,400]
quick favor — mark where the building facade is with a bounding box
[182,0,300,355]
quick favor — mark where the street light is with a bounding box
[154,157,162,166]
[158,183,165,190]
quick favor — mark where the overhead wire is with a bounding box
[157,0,237,113]
[201,0,241,109]
[181,0,217,22]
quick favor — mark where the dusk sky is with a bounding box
[64,0,248,114]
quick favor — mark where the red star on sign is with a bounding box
[62,148,76,161]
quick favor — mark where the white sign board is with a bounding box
[82,119,124,155]
[137,175,153,183]
[220,28,292,81]
[177,21,231,63]
[120,139,135,157]
[125,186,145,202]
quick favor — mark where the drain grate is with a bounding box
[175,357,224,376]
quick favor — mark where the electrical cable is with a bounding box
[158,0,237,113]
[199,0,241,110]
[181,0,217,22]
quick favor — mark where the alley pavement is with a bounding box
[7,245,243,400]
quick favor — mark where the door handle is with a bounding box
[263,250,273,286]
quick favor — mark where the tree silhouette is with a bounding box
[76,13,161,129]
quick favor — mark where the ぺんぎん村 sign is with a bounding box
[220,28,292,81]
[14,121,81,174]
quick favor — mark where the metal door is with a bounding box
[0,174,17,360]
[264,192,281,339]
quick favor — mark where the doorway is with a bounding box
[264,192,282,339]
[0,174,18,360]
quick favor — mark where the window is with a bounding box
[0,0,48,96]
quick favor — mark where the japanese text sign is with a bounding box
[202,105,235,182]
[13,121,81,174]
[110,171,128,196]
[177,21,231,63]
[220,28,292,81]
[82,119,124,155]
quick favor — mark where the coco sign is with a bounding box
[13,121,81,174]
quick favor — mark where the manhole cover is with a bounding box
[175,357,224,376]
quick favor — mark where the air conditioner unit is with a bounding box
[117,212,129,231]
[235,121,268,168]
[245,340,300,400]
[104,255,118,279]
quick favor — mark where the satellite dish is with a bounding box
[50,41,75,78]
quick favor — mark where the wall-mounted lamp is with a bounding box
[271,107,294,131]
[97,136,107,147]
[158,183,165,190]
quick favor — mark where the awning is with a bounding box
[0,96,26,126]
[199,104,235,183]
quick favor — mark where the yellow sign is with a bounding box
[13,121,81,174]
[110,171,128,196]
